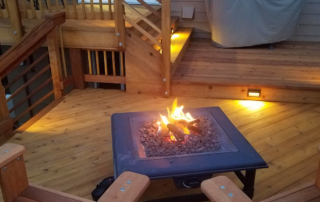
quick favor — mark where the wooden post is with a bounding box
[114,0,126,49]
[0,81,13,140]
[46,28,64,99]
[7,0,23,42]
[316,145,320,189]
[161,0,171,97]
[70,49,87,89]
[0,144,29,202]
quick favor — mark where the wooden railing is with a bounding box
[0,0,113,20]
[84,50,126,84]
[0,11,66,140]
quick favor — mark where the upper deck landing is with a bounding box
[172,39,320,103]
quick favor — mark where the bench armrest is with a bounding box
[98,172,150,202]
[201,176,252,202]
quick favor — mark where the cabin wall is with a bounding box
[171,0,320,42]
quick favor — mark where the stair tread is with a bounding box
[171,27,193,64]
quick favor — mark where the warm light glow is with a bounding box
[171,34,180,40]
[159,49,162,54]
[170,134,177,142]
[171,28,174,34]
[248,92,260,97]
[238,100,265,111]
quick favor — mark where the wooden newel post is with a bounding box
[161,0,171,97]
[114,0,126,49]
[0,144,29,202]
[7,0,23,42]
[45,12,66,99]
[70,49,87,89]
[0,81,13,140]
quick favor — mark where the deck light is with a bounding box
[247,89,261,98]
[171,27,174,34]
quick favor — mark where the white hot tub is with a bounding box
[205,0,306,48]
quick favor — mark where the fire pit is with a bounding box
[111,100,268,201]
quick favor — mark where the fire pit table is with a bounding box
[111,106,268,202]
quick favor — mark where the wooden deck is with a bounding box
[3,88,320,202]
[172,39,320,103]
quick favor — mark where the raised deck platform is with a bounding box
[4,89,320,202]
[172,39,320,103]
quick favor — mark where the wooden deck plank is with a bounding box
[2,89,320,202]
[172,39,320,91]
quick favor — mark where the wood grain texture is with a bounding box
[98,172,149,202]
[171,39,320,103]
[0,155,29,202]
[47,28,63,99]
[7,0,23,42]
[201,176,252,202]
[2,89,320,202]
[22,184,93,202]
[161,0,171,97]
[70,49,87,89]
[84,75,126,84]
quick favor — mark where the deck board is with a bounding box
[172,39,320,90]
[3,88,320,202]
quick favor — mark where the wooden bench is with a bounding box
[201,146,320,202]
[0,143,150,202]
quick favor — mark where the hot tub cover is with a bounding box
[205,0,306,48]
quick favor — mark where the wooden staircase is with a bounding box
[126,8,193,75]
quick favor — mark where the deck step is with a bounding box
[170,27,194,76]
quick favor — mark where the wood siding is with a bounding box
[171,0,320,42]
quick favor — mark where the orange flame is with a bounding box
[159,99,194,136]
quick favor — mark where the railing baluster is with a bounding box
[55,0,59,11]
[21,0,27,18]
[112,51,116,76]
[95,50,100,75]
[0,80,12,138]
[99,0,103,20]
[120,52,124,76]
[90,0,94,19]
[82,0,86,19]
[30,0,36,18]
[39,0,44,15]
[64,0,68,18]
[48,0,52,12]
[103,51,107,75]
[88,50,92,74]
[72,0,77,19]
[108,0,112,19]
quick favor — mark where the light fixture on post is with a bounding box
[247,89,261,98]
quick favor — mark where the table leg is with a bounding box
[243,169,256,199]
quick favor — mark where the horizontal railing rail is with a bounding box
[0,11,67,141]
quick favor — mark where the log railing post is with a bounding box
[70,48,87,89]
[45,12,66,99]
[114,0,126,49]
[161,0,171,97]
[7,0,23,42]
[0,81,13,140]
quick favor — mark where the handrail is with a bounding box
[0,12,66,79]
